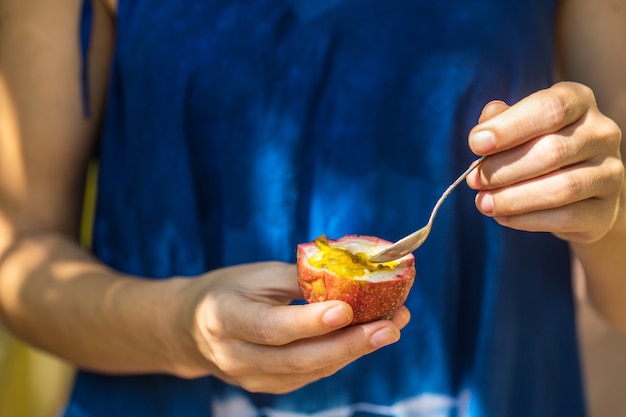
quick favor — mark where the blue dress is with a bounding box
[66,0,586,416]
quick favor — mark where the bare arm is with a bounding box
[557,0,626,329]
[0,0,190,375]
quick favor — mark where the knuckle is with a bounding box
[577,83,595,104]
[560,207,580,231]
[604,119,622,148]
[241,378,276,394]
[546,84,586,125]
[283,354,317,374]
[557,172,583,203]
[481,162,507,187]
[537,136,569,169]
[545,90,569,124]
[608,157,625,179]
[604,158,624,193]
[214,352,248,377]
[314,365,341,380]
[591,113,622,147]
[202,291,240,338]
[488,168,506,187]
[342,333,369,359]
[249,319,282,345]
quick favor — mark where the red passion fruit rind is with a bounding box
[296,234,416,324]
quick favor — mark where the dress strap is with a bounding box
[79,0,94,117]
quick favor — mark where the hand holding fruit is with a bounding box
[467,82,623,244]
[178,261,410,394]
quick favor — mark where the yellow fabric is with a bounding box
[0,328,74,417]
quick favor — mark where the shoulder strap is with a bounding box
[79,0,94,117]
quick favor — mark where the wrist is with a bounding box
[152,276,214,378]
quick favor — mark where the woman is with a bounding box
[0,0,624,416]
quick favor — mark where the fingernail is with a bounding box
[323,305,352,328]
[476,192,494,214]
[470,130,495,153]
[370,327,399,348]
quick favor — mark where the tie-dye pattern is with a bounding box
[65,1,586,416]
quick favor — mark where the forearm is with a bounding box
[571,184,626,331]
[556,0,626,330]
[0,231,203,377]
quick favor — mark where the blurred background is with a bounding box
[1,260,625,417]
[0,331,73,417]
[574,260,626,417]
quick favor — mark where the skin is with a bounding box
[0,0,624,395]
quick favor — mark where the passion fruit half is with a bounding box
[297,234,415,324]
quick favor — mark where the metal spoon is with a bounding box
[369,156,485,263]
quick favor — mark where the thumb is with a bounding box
[218,295,354,345]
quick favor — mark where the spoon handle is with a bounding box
[426,156,485,226]
[369,156,485,263]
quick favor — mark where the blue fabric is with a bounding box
[79,0,93,117]
[66,0,586,416]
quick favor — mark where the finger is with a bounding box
[211,292,355,345]
[207,308,410,393]
[475,159,622,241]
[475,161,617,216]
[467,128,588,190]
[467,112,621,191]
[231,367,339,394]
[489,198,618,244]
[469,82,592,155]
[477,100,510,124]
[238,318,406,393]
[243,317,405,375]
[389,305,411,330]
